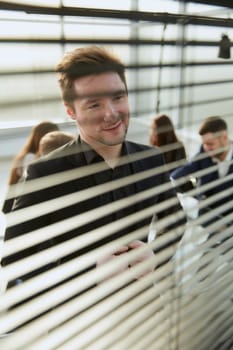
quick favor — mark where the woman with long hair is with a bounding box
[149,114,186,169]
[2,121,59,213]
[8,121,59,185]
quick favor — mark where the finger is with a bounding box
[114,245,129,255]
[96,254,115,266]
[128,240,145,249]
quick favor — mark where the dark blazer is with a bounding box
[2,137,185,286]
[162,141,186,169]
[171,145,233,221]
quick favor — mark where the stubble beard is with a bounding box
[101,126,128,147]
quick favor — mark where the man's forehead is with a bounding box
[202,132,223,141]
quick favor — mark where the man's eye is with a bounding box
[114,94,124,101]
[88,103,99,109]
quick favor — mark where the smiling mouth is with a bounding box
[103,121,122,131]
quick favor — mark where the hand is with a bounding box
[128,240,155,280]
[96,245,130,282]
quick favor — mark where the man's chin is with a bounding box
[209,151,224,160]
[104,138,125,146]
[103,132,127,146]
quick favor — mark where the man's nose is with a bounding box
[103,101,118,121]
[206,147,214,154]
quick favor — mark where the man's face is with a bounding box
[66,72,130,148]
[201,131,228,159]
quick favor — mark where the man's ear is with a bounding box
[65,103,76,120]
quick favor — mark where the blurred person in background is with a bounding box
[7,121,59,185]
[150,114,195,216]
[171,116,233,225]
[149,114,187,173]
[38,130,75,156]
[2,120,59,213]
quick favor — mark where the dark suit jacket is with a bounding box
[2,137,185,286]
[171,145,233,221]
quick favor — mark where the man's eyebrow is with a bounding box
[76,89,127,100]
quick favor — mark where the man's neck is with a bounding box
[98,144,122,168]
[219,151,228,162]
[79,135,123,168]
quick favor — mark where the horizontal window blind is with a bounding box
[1,145,233,350]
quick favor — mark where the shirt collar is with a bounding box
[225,143,233,161]
[79,136,128,165]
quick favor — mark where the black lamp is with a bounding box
[218,34,231,59]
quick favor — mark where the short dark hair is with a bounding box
[199,116,227,136]
[56,46,127,106]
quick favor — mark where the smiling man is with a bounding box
[66,72,129,168]
[2,46,185,321]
